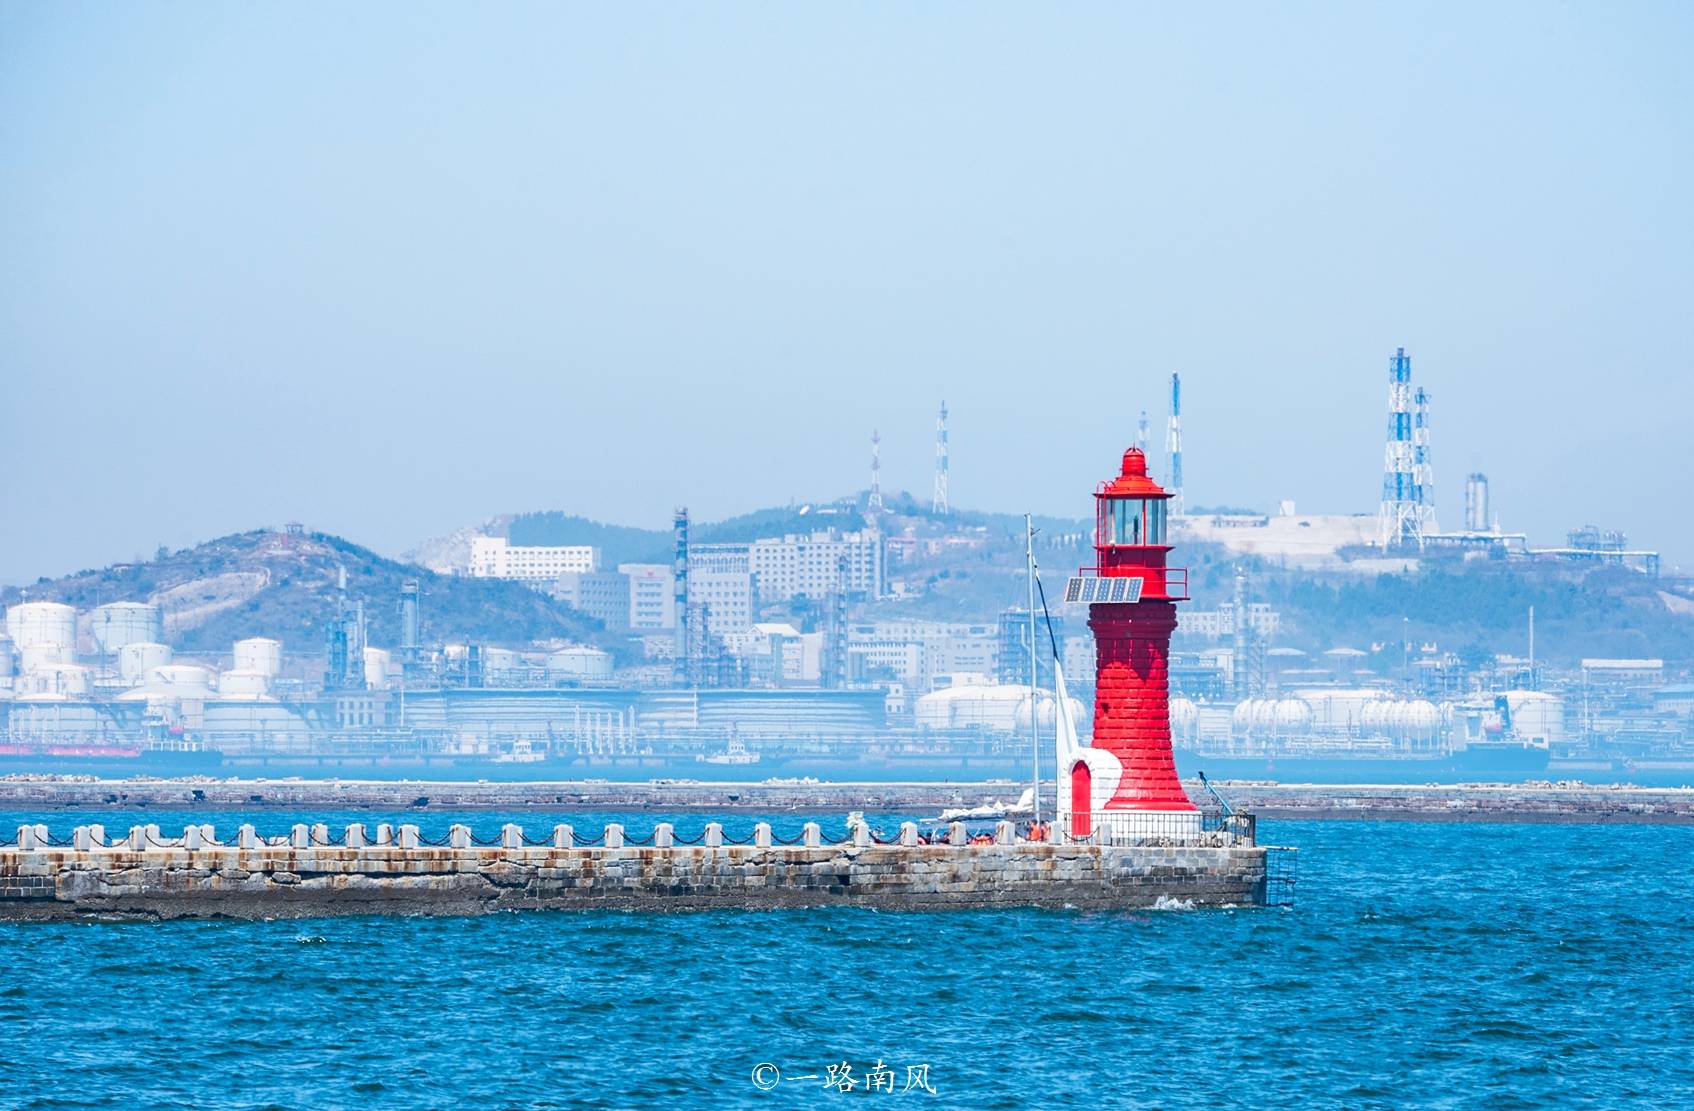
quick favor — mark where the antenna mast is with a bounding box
[1165,374,1183,516]
[932,402,950,514]
[867,430,884,513]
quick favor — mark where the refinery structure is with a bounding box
[1,357,1689,783]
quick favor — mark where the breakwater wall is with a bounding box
[2,776,1691,823]
[0,820,1268,920]
[1220,782,1694,824]
[0,777,1026,813]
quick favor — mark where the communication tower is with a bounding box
[867,430,884,514]
[1164,375,1183,517]
[1378,347,1436,549]
[673,508,690,684]
[932,402,949,515]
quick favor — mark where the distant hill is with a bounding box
[1,529,612,657]
[1248,557,1694,667]
[505,502,875,566]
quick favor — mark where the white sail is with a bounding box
[1054,658,1082,765]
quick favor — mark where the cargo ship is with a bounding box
[0,741,226,777]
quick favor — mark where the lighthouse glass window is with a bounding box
[1106,498,1166,546]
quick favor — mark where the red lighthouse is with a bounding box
[1058,446,1198,839]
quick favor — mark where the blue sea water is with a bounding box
[1,815,1691,1110]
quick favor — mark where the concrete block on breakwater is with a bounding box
[0,821,1270,920]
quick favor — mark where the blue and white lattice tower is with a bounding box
[1378,347,1436,549]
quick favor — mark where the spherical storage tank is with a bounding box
[6,603,76,651]
[233,637,282,676]
[119,642,173,684]
[1231,700,1256,733]
[1400,700,1440,741]
[1012,691,1088,733]
[916,684,1025,731]
[547,647,613,680]
[91,602,162,653]
[1504,691,1565,743]
[1169,697,1200,741]
[1274,698,1313,732]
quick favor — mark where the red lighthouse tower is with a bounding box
[1059,446,1198,839]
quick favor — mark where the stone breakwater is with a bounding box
[0,777,1027,813]
[2,776,1689,823]
[0,820,1268,919]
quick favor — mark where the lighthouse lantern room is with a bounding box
[1058,446,1201,841]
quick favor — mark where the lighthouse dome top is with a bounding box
[1098,446,1171,500]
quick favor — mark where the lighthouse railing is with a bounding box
[1056,809,1255,847]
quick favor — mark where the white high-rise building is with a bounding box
[689,570,755,637]
[695,530,883,606]
[469,536,598,582]
[619,563,677,630]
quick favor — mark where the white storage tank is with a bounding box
[0,636,13,682]
[916,684,1008,731]
[363,647,393,689]
[1012,691,1087,733]
[143,663,218,690]
[546,647,613,680]
[233,637,283,676]
[1169,697,1200,740]
[1401,700,1440,741]
[1231,700,1255,733]
[1360,700,1390,733]
[1504,691,1565,744]
[915,683,1046,732]
[18,644,73,671]
[119,642,173,684]
[90,602,163,653]
[1274,698,1313,733]
[117,664,218,701]
[482,647,520,675]
[6,602,76,651]
[218,669,272,699]
[1296,688,1391,730]
[15,663,91,699]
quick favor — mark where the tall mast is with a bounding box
[1026,513,1041,824]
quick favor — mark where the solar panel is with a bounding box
[1063,576,1144,604]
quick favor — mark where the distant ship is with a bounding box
[0,742,225,777]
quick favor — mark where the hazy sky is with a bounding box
[4,3,1690,584]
